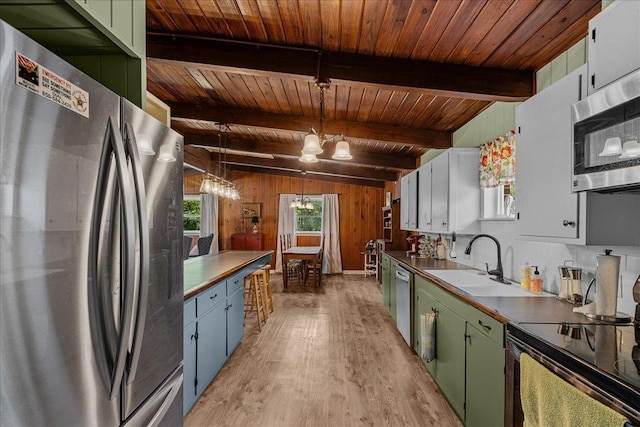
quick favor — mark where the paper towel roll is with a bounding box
[595,251,621,317]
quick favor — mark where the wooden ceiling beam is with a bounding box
[170,103,451,149]
[181,132,417,170]
[222,154,398,182]
[230,165,386,188]
[183,146,222,175]
[147,33,534,101]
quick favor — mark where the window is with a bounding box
[294,196,323,234]
[183,195,201,232]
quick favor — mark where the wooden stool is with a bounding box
[250,269,270,320]
[259,265,274,314]
[244,273,266,331]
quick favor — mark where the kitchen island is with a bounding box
[183,250,272,415]
[184,250,272,299]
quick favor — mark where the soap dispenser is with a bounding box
[531,266,543,295]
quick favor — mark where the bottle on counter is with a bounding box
[521,262,531,291]
[531,266,543,295]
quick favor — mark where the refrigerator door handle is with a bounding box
[109,117,138,399]
[123,123,150,384]
[88,117,135,399]
[146,371,183,427]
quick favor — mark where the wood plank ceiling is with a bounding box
[146,0,600,187]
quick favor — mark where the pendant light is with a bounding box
[332,135,352,160]
[291,171,314,210]
[300,80,352,162]
[199,174,213,194]
[302,131,323,155]
[197,124,239,199]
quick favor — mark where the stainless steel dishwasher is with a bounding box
[395,265,412,346]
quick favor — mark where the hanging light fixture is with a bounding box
[290,171,314,211]
[300,80,352,162]
[197,124,240,199]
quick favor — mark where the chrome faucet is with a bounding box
[464,234,510,284]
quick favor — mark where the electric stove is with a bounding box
[507,320,640,424]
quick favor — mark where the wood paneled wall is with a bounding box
[184,171,386,270]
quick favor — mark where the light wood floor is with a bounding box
[184,273,461,427]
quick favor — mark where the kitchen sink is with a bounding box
[423,269,553,298]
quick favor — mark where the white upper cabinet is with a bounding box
[400,173,410,230]
[516,65,587,240]
[407,170,419,230]
[409,148,479,234]
[418,162,432,230]
[430,152,450,233]
[588,0,640,94]
[516,63,640,245]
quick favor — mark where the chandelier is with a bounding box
[199,124,240,199]
[290,172,314,210]
[300,81,352,162]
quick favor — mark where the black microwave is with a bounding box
[572,69,640,192]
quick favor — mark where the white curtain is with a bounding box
[199,193,219,254]
[275,194,296,272]
[321,194,342,274]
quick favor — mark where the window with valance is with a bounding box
[479,130,516,188]
[479,130,516,218]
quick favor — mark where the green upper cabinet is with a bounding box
[0,0,146,106]
[65,0,145,59]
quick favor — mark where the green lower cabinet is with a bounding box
[414,280,438,376]
[465,324,505,427]
[389,261,398,321]
[412,275,506,426]
[382,263,390,310]
[435,301,467,420]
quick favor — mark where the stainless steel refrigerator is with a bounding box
[0,20,184,426]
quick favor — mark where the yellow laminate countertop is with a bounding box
[184,250,273,300]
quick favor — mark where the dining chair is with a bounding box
[280,235,302,287]
[197,234,214,256]
[183,236,192,260]
[304,236,324,286]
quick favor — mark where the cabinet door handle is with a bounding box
[442,222,447,226]
[562,220,576,228]
[210,293,218,300]
[478,320,491,331]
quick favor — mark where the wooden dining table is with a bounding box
[282,246,322,288]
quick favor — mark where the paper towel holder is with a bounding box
[582,264,632,323]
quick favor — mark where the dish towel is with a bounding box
[420,311,436,362]
[520,353,629,427]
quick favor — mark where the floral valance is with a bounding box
[479,130,516,188]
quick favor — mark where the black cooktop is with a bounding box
[508,320,640,417]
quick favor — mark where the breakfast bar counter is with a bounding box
[184,250,273,300]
